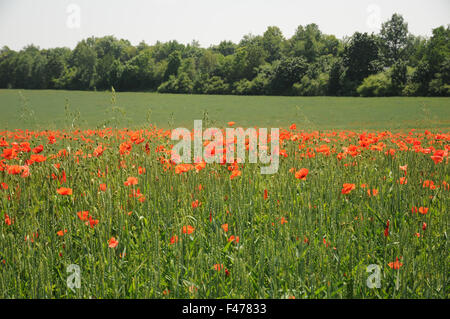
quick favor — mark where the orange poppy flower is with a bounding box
[32,145,43,154]
[295,168,309,180]
[93,145,104,157]
[230,169,241,180]
[182,225,195,235]
[214,263,224,271]
[169,235,179,244]
[6,165,23,175]
[29,154,47,164]
[57,230,67,236]
[57,187,72,195]
[85,216,99,228]
[228,235,240,243]
[418,207,429,215]
[77,211,89,221]
[99,183,107,192]
[388,257,403,269]
[124,176,138,186]
[422,180,436,190]
[4,214,12,226]
[341,183,355,195]
[221,223,228,232]
[108,237,119,248]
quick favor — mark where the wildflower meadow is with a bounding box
[0,121,448,298]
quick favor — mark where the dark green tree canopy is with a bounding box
[0,15,448,96]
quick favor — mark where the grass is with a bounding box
[0,89,450,130]
[0,89,448,298]
[0,125,448,298]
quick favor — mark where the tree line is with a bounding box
[0,14,448,96]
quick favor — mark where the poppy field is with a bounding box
[0,118,448,298]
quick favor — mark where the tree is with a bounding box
[0,21,447,96]
[164,50,182,80]
[0,46,16,88]
[425,26,450,75]
[380,14,409,66]
[198,50,220,75]
[71,39,98,89]
[343,32,381,86]
[411,60,433,95]
[287,24,323,62]
[390,60,407,94]
[270,56,308,94]
[328,58,346,95]
[262,26,284,62]
[44,48,70,89]
[212,41,236,56]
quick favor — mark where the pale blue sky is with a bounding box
[0,0,449,50]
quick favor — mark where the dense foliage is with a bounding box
[0,14,449,96]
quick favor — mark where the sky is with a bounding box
[0,0,449,50]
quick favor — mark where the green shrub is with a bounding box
[357,72,392,97]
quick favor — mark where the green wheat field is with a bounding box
[0,89,448,298]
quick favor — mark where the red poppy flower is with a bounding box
[295,168,309,180]
[182,225,195,235]
[77,211,89,221]
[4,214,12,226]
[124,176,138,186]
[32,145,44,154]
[108,237,119,248]
[228,235,240,243]
[388,257,403,269]
[169,235,179,244]
[230,169,241,180]
[384,220,390,237]
[341,183,356,195]
[57,230,67,236]
[57,187,72,195]
[221,223,228,232]
[214,263,224,271]
[85,216,99,228]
